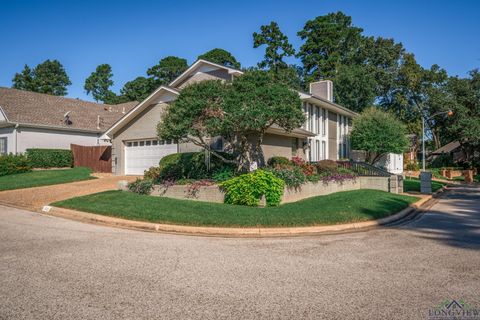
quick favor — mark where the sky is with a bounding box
[1,0,479,101]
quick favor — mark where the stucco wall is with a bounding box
[15,127,101,153]
[0,126,101,154]
[112,103,168,175]
[262,133,293,161]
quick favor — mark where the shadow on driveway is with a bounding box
[397,184,480,250]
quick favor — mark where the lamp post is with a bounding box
[421,110,454,171]
[420,110,453,194]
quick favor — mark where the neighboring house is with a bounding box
[0,87,137,154]
[104,59,357,175]
[430,141,466,163]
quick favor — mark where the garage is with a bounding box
[124,139,177,175]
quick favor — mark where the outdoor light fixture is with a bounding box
[420,109,453,194]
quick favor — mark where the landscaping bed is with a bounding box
[52,189,418,227]
[0,167,95,191]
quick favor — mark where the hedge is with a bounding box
[26,148,73,168]
[158,151,235,181]
[0,154,32,176]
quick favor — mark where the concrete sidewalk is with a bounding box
[0,175,136,211]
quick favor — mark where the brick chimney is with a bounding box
[309,80,333,102]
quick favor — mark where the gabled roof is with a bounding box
[432,141,461,154]
[104,59,357,139]
[104,60,241,137]
[0,87,138,133]
[169,59,243,88]
[104,85,179,137]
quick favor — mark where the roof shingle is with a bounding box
[0,87,137,132]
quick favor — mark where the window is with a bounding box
[0,138,7,155]
[146,141,151,146]
[315,106,320,134]
[152,140,158,146]
[343,143,347,158]
[322,141,326,160]
[308,138,312,161]
[338,143,342,159]
[302,102,307,129]
[166,139,172,145]
[315,140,320,162]
[309,104,314,132]
[139,141,145,146]
[133,141,138,147]
[126,142,132,147]
[291,138,298,156]
[322,109,327,135]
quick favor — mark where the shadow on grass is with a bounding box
[394,184,480,250]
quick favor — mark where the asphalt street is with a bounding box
[1,185,479,319]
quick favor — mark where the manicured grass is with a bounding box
[53,189,419,227]
[452,175,480,182]
[0,167,95,191]
[403,177,446,193]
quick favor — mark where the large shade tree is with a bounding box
[350,107,409,164]
[296,12,405,113]
[147,56,188,87]
[444,70,480,165]
[198,48,241,69]
[158,70,305,171]
[12,59,71,96]
[253,21,295,72]
[84,64,115,103]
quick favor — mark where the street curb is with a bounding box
[44,188,446,238]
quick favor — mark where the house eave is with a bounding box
[298,91,358,117]
[266,125,316,138]
[0,121,102,134]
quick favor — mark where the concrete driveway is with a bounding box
[0,185,479,320]
[0,174,136,211]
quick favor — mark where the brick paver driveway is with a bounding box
[0,174,136,211]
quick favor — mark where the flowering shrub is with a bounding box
[128,178,154,195]
[301,163,316,176]
[220,170,284,206]
[315,160,338,174]
[268,166,306,189]
[291,156,305,166]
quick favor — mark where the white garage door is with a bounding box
[125,139,177,175]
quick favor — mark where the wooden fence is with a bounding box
[71,144,112,173]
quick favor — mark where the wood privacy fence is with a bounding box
[70,144,112,173]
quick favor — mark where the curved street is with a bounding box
[1,185,479,320]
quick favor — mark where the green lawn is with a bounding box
[53,189,419,227]
[0,167,95,191]
[403,177,446,193]
[452,175,480,182]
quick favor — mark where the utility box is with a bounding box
[420,171,432,194]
